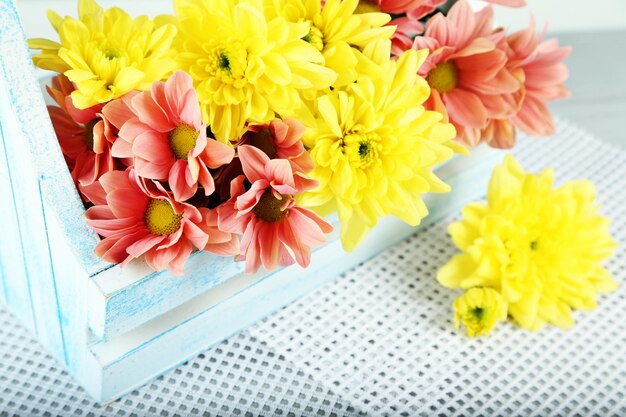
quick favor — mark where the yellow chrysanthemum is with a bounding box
[28,0,177,109]
[171,0,337,142]
[438,156,618,331]
[264,0,396,87]
[453,287,507,337]
[299,41,461,251]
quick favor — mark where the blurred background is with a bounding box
[15,0,626,148]
[16,0,626,38]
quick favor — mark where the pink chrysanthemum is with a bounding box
[47,74,118,199]
[411,0,521,146]
[214,119,314,203]
[238,119,314,173]
[197,208,240,257]
[486,0,525,6]
[355,0,446,55]
[508,21,571,136]
[371,0,526,55]
[478,21,571,147]
[109,70,234,201]
[217,145,333,274]
[85,169,238,275]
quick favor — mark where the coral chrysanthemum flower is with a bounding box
[479,21,571,148]
[354,0,445,55]
[171,0,337,142]
[238,119,314,174]
[507,21,572,137]
[358,0,525,55]
[29,0,177,109]
[109,71,234,202]
[357,0,442,15]
[265,0,396,88]
[438,156,618,331]
[453,287,507,337]
[46,74,118,200]
[85,169,217,276]
[197,208,240,257]
[412,0,521,147]
[486,0,525,6]
[212,119,314,203]
[217,146,333,274]
[299,41,460,252]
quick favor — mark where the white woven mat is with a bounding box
[1,119,625,416]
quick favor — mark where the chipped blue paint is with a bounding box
[0,0,107,276]
[94,252,246,339]
[39,178,94,378]
[39,180,70,365]
[0,80,37,333]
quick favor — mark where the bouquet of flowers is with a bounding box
[29,0,570,276]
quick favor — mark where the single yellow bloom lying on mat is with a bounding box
[29,0,177,109]
[453,287,507,337]
[439,155,618,332]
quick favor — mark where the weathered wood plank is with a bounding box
[0,92,35,331]
[0,71,69,360]
[40,176,103,390]
[89,252,245,340]
[0,0,107,277]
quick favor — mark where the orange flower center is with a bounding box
[252,189,288,223]
[169,124,199,160]
[83,118,99,151]
[427,61,459,93]
[354,0,381,14]
[144,199,182,235]
[247,128,278,158]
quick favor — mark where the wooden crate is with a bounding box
[0,0,502,403]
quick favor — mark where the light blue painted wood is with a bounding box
[90,253,246,340]
[39,177,105,397]
[0,79,37,333]
[0,117,6,304]
[0,0,108,277]
[0,0,101,370]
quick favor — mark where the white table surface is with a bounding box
[1,31,625,417]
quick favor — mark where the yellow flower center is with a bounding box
[217,52,231,73]
[103,40,123,60]
[471,307,485,321]
[207,43,249,86]
[83,118,99,151]
[169,124,199,160]
[427,61,459,93]
[144,199,182,236]
[343,132,380,168]
[302,25,324,52]
[354,0,381,14]
[252,189,288,223]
